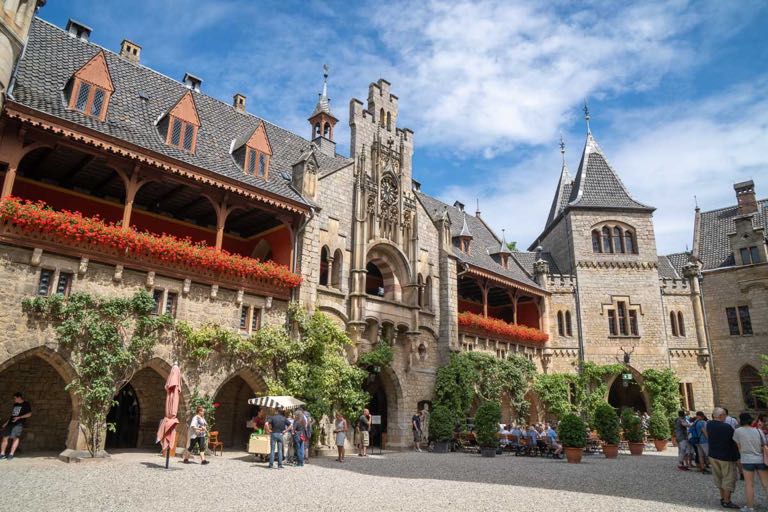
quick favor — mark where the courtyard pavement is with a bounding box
[0,448,762,511]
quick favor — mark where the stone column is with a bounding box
[683,262,709,357]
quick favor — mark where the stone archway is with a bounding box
[607,367,651,413]
[213,370,265,449]
[0,350,75,452]
[363,366,404,448]
[365,243,412,303]
[107,365,168,449]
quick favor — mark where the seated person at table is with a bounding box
[545,423,563,459]
[499,424,511,446]
[526,425,538,454]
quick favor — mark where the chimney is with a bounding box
[120,39,141,64]
[453,200,465,212]
[233,93,246,112]
[734,180,757,216]
[182,72,202,93]
[65,19,92,42]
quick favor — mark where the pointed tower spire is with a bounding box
[460,212,472,237]
[583,101,591,134]
[544,135,574,227]
[308,64,339,156]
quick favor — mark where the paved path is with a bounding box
[0,449,761,511]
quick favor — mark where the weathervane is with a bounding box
[559,132,566,167]
[583,101,591,133]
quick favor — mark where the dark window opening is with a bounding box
[366,262,385,297]
[319,247,330,286]
[165,292,178,318]
[677,312,685,336]
[565,311,572,337]
[56,272,73,296]
[726,307,740,335]
[37,269,53,296]
[240,306,248,330]
[738,306,753,335]
[152,289,163,315]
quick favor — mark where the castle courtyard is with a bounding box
[0,450,751,511]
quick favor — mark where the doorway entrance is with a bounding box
[364,373,388,448]
[608,373,648,413]
[106,383,140,449]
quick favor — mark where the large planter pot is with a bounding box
[432,441,450,454]
[480,447,497,458]
[603,444,619,459]
[564,447,583,464]
[653,439,668,452]
[628,442,645,456]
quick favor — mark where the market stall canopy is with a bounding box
[247,395,305,410]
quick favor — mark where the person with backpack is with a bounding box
[691,411,710,474]
[675,410,692,471]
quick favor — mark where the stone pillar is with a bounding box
[683,262,709,357]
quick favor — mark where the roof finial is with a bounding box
[694,195,699,209]
[559,132,566,166]
[322,63,329,98]
[583,100,591,134]
[475,198,481,217]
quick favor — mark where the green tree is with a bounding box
[23,291,172,456]
[506,241,518,251]
[641,368,680,431]
[753,355,768,405]
[474,400,502,448]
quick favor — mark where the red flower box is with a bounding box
[0,197,302,289]
[458,311,548,344]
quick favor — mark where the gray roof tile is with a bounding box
[697,199,767,270]
[12,18,351,206]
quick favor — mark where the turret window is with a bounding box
[592,223,638,254]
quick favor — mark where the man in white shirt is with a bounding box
[723,408,738,429]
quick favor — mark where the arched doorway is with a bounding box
[0,353,73,452]
[213,374,261,450]
[106,384,140,449]
[364,372,388,448]
[608,371,648,413]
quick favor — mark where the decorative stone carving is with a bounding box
[236,289,244,305]
[113,265,123,282]
[146,271,155,288]
[78,257,89,276]
[182,278,191,295]
[210,284,218,300]
[30,248,43,266]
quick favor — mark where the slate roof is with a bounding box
[696,199,768,270]
[510,251,561,276]
[658,254,682,279]
[545,162,572,227]
[416,192,545,292]
[10,18,351,206]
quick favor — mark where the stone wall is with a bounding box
[703,263,768,414]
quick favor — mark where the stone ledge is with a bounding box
[58,449,111,463]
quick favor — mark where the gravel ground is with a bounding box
[0,448,762,511]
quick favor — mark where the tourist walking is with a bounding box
[706,407,740,509]
[302,409,313,463]
[692,411,710,474]
[358,408,371,457]
[675,410,691,471]
[0,392,31,461]
[334,412,348,462]
[733,412,768,512]
[266,408,288,469]
[292,408,307,467]
[183,406,209,465]
[412,409,423,451]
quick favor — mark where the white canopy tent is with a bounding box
[247,395,305,410]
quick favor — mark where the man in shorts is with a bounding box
[358,408,370,456]
[674,410,691,471]
[706,407,740,509]
[0,392,32,460]
[412,410,422,452]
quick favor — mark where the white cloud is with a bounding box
[448,80,768,254]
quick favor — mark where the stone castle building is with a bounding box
[0,8,762,456]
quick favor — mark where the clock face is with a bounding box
[381,177,398,205]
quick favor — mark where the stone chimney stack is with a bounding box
[120,39,141,63]
[66,19,91,41]
[182,72,202,93]
[734,180,757,216]
[233,93,246,112]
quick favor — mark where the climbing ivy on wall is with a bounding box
[434,351,536,420]
[641,368,681,429]
[22,290,173,457]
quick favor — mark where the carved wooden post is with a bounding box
[478,277,489,318]
[114,164,149,229]
[205,195,238,251]
[0,128,49,198]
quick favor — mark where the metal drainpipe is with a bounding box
[290,207,315,304]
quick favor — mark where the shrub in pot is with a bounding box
[648,408,671,452]
[474,401,501,458]
[429,404,454,454]
[594,402,620,459]
[559,413,587,463]
[623,412,645,455]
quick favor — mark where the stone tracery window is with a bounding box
[592,223,637,254]
[604,298,640,337]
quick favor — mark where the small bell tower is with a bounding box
[308,64,338,157]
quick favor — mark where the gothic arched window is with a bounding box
[565,311,572,337]
[386,112,392,131]
[331,249,343,289]
[592,230,602,253]
[602,226,612,253]
[741,365,766,410]
[417,274,424,307]
[379,108,385,128]
[670,311,678,336]
[677,312,685,336]
[557,311,564,336]
[613,227,624,253]
[424,277,433,309]
[319,246,330,286]
[625,230,636,254]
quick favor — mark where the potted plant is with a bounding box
[474,401,501,458]
[429,404,454,454]
[648,408,671,452]
[623,412,645,455]
[594,402,620,459]
[559,413,587,463]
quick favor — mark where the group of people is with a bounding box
[498,422,563,458]
[676,407,768,511]
[260,407,314,469]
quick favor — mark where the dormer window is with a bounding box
[66,50,114,121]
[159,91,201,154]
[232,121,272,180]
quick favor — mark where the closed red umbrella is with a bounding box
[156,364,181,469]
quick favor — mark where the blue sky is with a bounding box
[38,1,768,254]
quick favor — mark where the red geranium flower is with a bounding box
[458,311,548,344]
